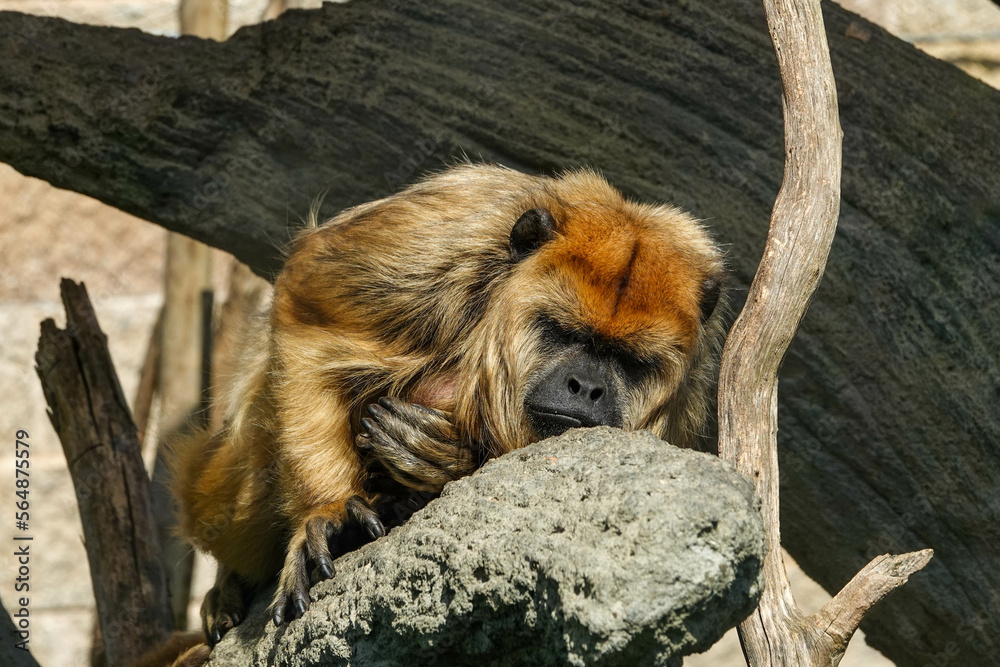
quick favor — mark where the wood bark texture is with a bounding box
[719,0,931,664]
[3,2,999,664]
[35,280,173,667]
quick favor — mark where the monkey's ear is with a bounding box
[510,208,557,262]
[699,272,724,323]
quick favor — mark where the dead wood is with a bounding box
[35,279,174,667]
[718,1,932,664]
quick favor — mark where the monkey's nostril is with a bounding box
[568,378,581,394]
[590,388,603,401]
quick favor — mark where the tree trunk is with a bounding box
[2,2,998,664]
[35,280,174,667]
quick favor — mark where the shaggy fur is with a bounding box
[171,163,726,642]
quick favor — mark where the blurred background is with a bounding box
[0,1,997,665]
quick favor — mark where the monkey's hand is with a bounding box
[358,397,477,494]
[201,565,249,647]
[271,495,384,626]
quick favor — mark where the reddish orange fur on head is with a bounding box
[539,197,705,355]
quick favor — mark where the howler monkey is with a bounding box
[171,164,726,644]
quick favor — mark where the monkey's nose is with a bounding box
[525,353,622,439]
[566,373,606,405]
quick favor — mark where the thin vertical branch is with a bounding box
[716,1,932,664]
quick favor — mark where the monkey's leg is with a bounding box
[270,496,385,625]
[201,564,251,646]
[358,397,477,493]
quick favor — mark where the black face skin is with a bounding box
[525,346,624,439]
[521,277,723,440]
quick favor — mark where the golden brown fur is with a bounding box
[129,632,209,667]
[171,163,726,641]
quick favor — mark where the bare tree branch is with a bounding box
[718,1,931,665]
[813,548,934,647]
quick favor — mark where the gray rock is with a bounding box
[208,427,764,667]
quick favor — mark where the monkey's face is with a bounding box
[524,340,625,439]
[457,172,724,456]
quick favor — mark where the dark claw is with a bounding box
[294,597,308,618]
[273,607,283,626]
[316,556,334,580]
[209,627,222,647]
[346,495,386,541]
[360,417,375,433]
[365,516,385,539]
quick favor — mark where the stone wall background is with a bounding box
[0,1,995,665]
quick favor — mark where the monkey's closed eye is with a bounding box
[510,208,557,262]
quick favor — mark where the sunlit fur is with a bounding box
[172,163,726,589]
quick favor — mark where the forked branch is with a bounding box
[716,1,932,664]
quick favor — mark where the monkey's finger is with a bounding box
[355,432,373,453]
[378,395,448,417]
[377,396,456,441]
[208,615,233,648]
[201,586,222,647]
[271,542,310,626]
[366,402,475,477]
[270,591,289,627]
[304,515,337,581]
[346,494,386,540]
[361,414,452,489]
[215,579,247,627]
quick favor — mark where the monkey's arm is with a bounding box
[358,397,477,493]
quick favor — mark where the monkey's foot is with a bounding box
[201,566,249,647]
[270,497,385,626]
[357,397,475,493]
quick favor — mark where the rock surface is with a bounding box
[207,428,764,667]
